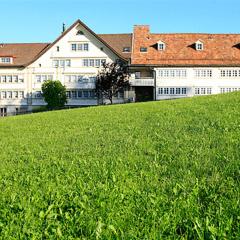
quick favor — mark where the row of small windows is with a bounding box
[157,69,240,78]
[220,70,240,77]
[158,87,187,95]
[66,90,95,99]
[0,91,24,99]
[82,59,106,67]
[195,69,212,78]
[220,87,240,93]
[71,43,89,51]
[194,87,212,95]
[0,75,24,83]
[0,57,12,63]
[53,59,71,68]
[158,69,187,78]
[64,75,96,83]
[35,75,53,83]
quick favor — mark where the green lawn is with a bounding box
[0,93,240,239]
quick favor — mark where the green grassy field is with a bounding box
[0,93,240,239]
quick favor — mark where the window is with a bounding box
[158,69,187,78]
[60,60,65,67]
[157,41,166,51]
[220,87,240,93]
[57,46,60,52]
[35,75,53,83]
[195,41,204,51]
[66,91,71,98]
[95,59,100,67]
[195,69,212,78]
[83,59,89,67]
[13,91,18,98]
[123,47,131,52]
[0,75,23,83]
[158,87,188,95]
[53,60,59,68]
[71,43,89,51]
[78,90,82,98]
[140,47,147,52]
[194,87,212,95]
[19,91,24,98]
[220,69,240,78]
[1,91,6,99]
[71,44,77,51]
[66,59,71,67]
[82,59,106,67]
[83,90,89,98]
[0,57,12,63]
[89,59,94,67]
[71,91,77,98]
[83,43,89,51]
[7,91,12,99]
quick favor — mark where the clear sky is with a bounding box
[0,0,239,43]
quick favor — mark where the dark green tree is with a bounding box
[41,80,67,110]
[95,59,130,104]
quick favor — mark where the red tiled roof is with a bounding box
[98,34,132,59]
[0,43,50,67]
[132,25,240,66]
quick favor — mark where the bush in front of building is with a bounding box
[42,80,67,110]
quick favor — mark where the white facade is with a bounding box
[0,22,123,116]
[154,67,240,100]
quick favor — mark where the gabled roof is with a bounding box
[0,19,130,68]
[24,19,127,67]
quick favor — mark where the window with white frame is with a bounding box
[195,41,204,51]
[195,69,212,78]
[158,87,188,95]
[52,59,71,68]
[35,75,53,83]
[220,87,240,93]
[0,75,24,83]
[0,90,24,99]
[220,69,240,77]
[71,43,89,51]
[0,57,12,63]
[194,87,212,95]
[82,59,106,67]
[64,75,96,83]
[158,69,187,78]
[157,41,166,51]
[66,90,95,99]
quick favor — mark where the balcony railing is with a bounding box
[129,77,154,86]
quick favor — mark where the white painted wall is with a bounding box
[0,23,121,115]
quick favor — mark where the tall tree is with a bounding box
[95,60,130,104]
[41,80,67,110]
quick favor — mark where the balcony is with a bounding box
[129,77,154,86]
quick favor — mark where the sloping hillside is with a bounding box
[0,93,240,239]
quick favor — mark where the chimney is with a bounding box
[133,25,150,39]
[62,23,66,34]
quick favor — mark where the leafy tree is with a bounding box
[41,80,67,110]
[95,60,130,104]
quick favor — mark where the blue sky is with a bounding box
[0,0,239,43]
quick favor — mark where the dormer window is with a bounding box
[0,57,12,63]
[123,47,131,52]
[157,41,166,51]
[195,40,204,51]
[140,47,147,52]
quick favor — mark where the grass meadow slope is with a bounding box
[0,93,240,239]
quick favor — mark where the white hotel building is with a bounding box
[1,20,240,116]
